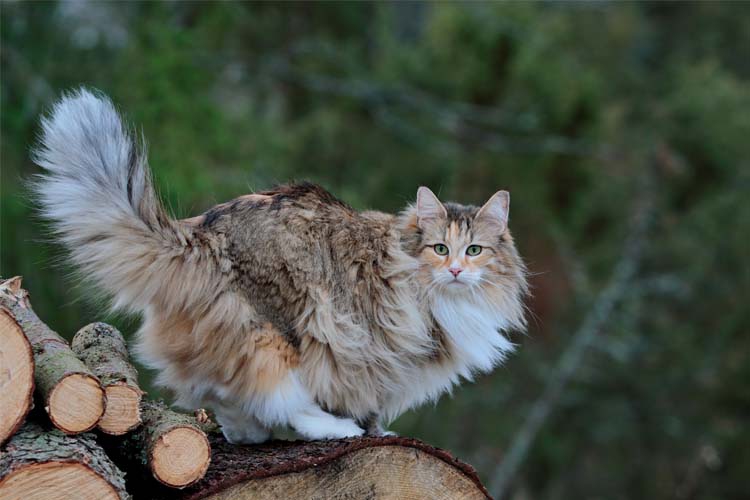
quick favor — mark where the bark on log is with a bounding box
[0,421,129,500]
[132,436,491,500]
[72,322,144,435]
[0,290,35,444]
[104,401,211,489]
[0,277,105,434]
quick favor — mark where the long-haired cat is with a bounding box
[32,89,528,442]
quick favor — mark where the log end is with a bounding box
[0,461,122,500]
[47,373,105,434]
[0,309,34,445]
[151,425,211,489]
[99,384,142,435]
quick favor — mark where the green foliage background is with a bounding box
[2,2,748,498]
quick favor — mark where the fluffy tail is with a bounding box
[32,88,226,314]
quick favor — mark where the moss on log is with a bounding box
[0,277,105,434]
[0,421,129,500]
[72,323,143,435]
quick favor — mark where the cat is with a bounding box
[32,89,528,442]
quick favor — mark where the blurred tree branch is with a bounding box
[488,163,657,498]
[262,55,607,157]
[548,224,593,299]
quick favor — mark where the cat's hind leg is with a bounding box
[247,370,364,440]
[203,318,363,441]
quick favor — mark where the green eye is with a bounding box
[434,244,449,256]
[466,245,482,256]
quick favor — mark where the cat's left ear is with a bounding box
[416,186,447,229]
[476,190,510,233]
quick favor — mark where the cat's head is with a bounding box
[400,187,528,313]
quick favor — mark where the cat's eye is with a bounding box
[466,245,482,256]
[434,244,449,256]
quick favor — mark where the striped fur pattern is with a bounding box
[32,89,528,442]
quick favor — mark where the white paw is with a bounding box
[326,417,366,439]
[292,413,365,440]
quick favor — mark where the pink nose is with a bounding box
[449,267,463,277]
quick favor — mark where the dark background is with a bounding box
[2,2,748,498]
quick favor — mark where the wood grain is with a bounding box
[0,308,34,445]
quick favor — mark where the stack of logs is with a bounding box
[0,277,492,500]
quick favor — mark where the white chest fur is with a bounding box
[431,295,515,378]
[382,294,516,422]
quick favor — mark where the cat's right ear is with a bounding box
[416,186,447,228]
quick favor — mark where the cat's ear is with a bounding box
[476,190,510,233]
[416,186,447,227]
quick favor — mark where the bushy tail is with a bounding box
[32,88,225,314]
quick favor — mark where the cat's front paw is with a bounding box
[292,412,365,440]
[321,417,365,439]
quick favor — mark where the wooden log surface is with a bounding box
[133,436,491,500]
[103,401,211,489]
[0,277,105,434]
[72,322,144,435]
[0,302,34,445]
[0,421,129,500]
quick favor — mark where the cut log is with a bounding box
[0,421,129,500]
[104,401,211,489]
[0,304,34,445]
[137,401,211,488]
[0,277,105,434]
[130,436,491,500]
[72,322,143,435]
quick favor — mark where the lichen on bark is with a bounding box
[0,421,130,499]
[71,322,142,390]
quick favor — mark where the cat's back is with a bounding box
[193,182,354,240]
[190,183,395,315]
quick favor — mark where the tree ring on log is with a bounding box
[47,373,105,434]
[151,426,211,488]
[0,309,34,444]
[0,461,121,500]
[100,383,142,435]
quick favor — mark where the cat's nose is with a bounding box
[449,267,463,277]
